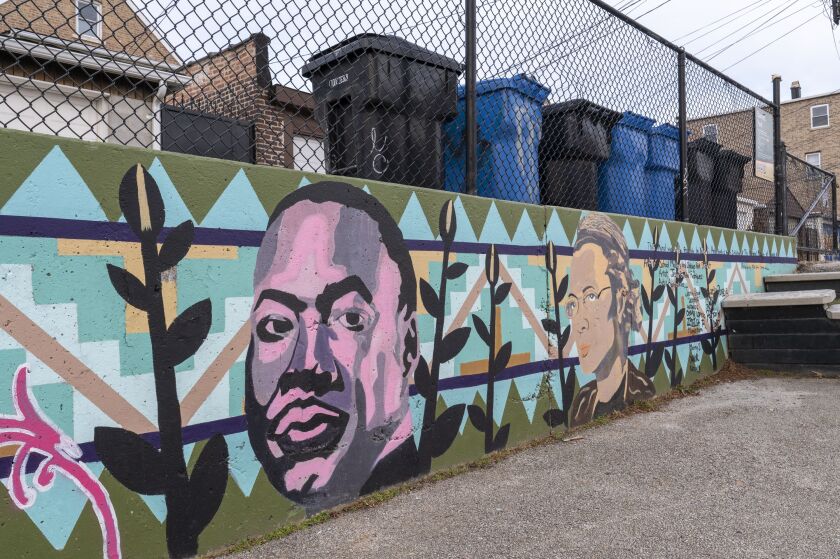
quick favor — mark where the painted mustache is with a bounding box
[267,396,349,462]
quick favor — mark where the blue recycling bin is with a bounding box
[443,74,550,203]
[597,111,655,216]
[644,123,680,221]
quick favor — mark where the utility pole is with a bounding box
[833,0,840,25]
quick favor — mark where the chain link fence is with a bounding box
[783,152,837,261]
[1,0,834,248]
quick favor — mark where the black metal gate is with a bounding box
[161,106,255,164]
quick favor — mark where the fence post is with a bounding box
[465,0,477,196]
[772,75,786,235]
[677,48,688,222]
[833,176,838,252]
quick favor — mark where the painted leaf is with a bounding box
[672,368,684,388]
[164,299,212,367]
[159,220,195,270]
[472,314,491,346]
[106,264,149,311]
[652,284,665,303]
[560,325,571,349]
[641,285,651,315]
[445,261,469,280]
[119,164,164,238]
[676,308,686,326]
[562,365,577,411]
[494,341,513,373]
[556,274,569,301]
[701,338,713,355]
[541,318,558,334]
[494,282,512,306]
[543,408,565,428]
[413,357,435,400]
[94,427,166,495]
[646,345,664,379]
[425,404,466,458]
[188,433,229,536]
[420,279,441,318]
[664,348,674,372]
[667,285,677,306]
[493,423,510,451]
[467,404,487,432]
[700,287,710,299]
[708,269,716,284]
[439,327,471,364]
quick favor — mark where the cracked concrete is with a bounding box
[230,377,840,559]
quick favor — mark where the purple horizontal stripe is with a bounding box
[0,215,795,264]
[0,331,727,477]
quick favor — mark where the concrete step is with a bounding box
[764,272,840,295]
[728,333,840,350]
[722,289,835,322]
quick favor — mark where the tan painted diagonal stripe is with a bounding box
[180,320,251,426]
[445,273,487,334]
[499,265,551,352]
[0,294,156,434]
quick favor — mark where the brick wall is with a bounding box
[168,33,322,168]
[781,94,840,175]
[0,0,177,64]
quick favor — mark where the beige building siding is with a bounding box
[781,93,840,176]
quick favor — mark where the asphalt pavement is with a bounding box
[229,377,840,559]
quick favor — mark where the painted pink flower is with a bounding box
[0,364,121,559]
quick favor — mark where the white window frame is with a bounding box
[805,151,822,168]
[703,123,719,143]
[76,0,102,41]
[810,104,830,129]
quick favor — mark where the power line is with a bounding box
[694,0,800,56]
[634,0,677,19]
[684,0,789,47]
[673,0,767,43]
[705,1,814,61]
[723,11,824,70]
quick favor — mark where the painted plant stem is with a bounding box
[641,227,665,379]
[94,165,228,559]
[416,200,469,472]
[470,244,512,454]
[700,241,721,370]
[666,248,686,388]
[541,241,573,430]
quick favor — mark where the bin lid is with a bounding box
[617,111,655,132]
[302,33,462,77]
[456,74,550,104]
[543,99,621,125]
[687,137,722,156]
[717,149,751,167]
[650,123,680,139]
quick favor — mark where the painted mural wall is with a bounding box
[0,128,796,558]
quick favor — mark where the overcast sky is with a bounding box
[604,0,840,102]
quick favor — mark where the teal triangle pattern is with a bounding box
[511,210,541,245]
[478,203,510,245]
[545,209,571,247]
[200,170,268,230]
[17,462,105,550]
[225,432,263,497]
[298,176,312,187]
[147,158,194,226]
[398,192,434,241]
[513,374,543,422]
[451,197,478,243]
[0,146,106,221]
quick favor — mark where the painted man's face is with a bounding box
[247,199,415,509]
[567,242,618,376]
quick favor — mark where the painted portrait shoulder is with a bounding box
[626,361,656,403]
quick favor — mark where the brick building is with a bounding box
[166,33,324,170]
[0,0,186,147]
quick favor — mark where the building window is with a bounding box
[703,124,718,143]
[811,104,829,129]
[76,0,102,40]
[805,152,822,168]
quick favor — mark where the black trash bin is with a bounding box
[684,138,722,225]
[539,99,621,208]
[301,34,461,189]
[711,149,751,229]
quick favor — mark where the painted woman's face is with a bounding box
[567,243,616,375]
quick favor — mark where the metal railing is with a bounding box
[0,0,801,236]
